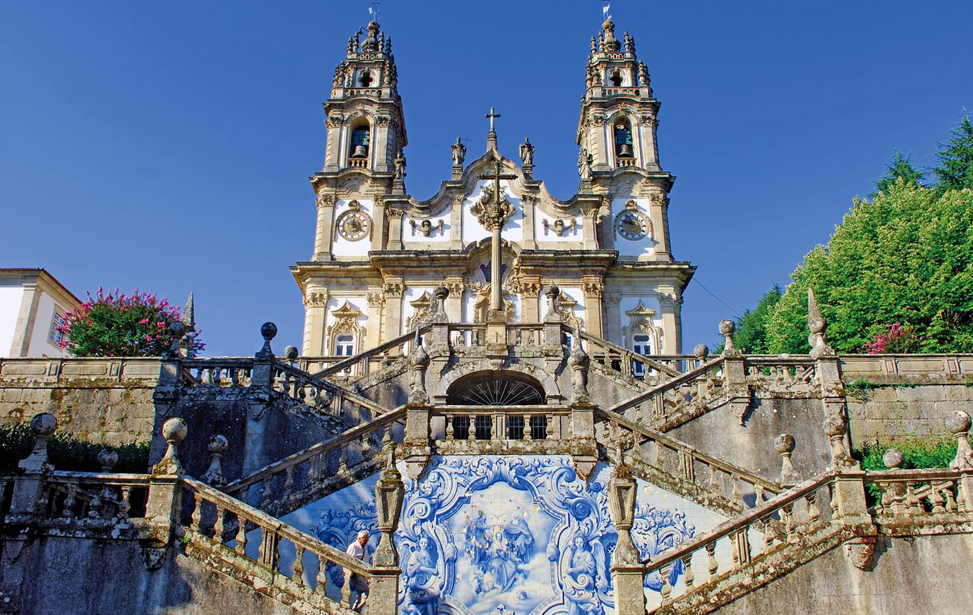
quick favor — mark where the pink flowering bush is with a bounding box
[863,322,919,354]
[56,288,204,357]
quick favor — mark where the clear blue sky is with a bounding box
[2,1,972,356]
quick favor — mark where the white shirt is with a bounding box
[346,540,368,561]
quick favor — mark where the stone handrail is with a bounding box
[272,360,393,418]
[839,354,973,382]
[313,324,431,379]
[433,405,570,441]
[576,329,683,378]
[596,407,781,499]
[644,472,833,607]
[34,471,152,521]
[864,468,967,517]
[223,406,407,501]
[606,356,726,416]
[0,357,161,384]
[181,476,371,610]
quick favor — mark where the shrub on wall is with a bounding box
[56,288,204,357]
[0,423,150,473]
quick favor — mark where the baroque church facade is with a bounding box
[292,18,694,361]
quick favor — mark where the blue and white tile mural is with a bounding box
[282,456,729,615]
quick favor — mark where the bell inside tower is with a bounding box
[614,118,634,163]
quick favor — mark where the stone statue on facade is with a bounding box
[578,148,593,181]
[394,150,407,180]
[519,138,534,167]
[451,138,466,167]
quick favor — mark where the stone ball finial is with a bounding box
[823,413,847,438]
[809,317,827,336]
[883,448,904,470]
[284,345,299,361]
[775,433,796,455]
[30,412,57,437]
[693,344,709,359]
[718,319,735,337]
[434,285,449,301]
[162,417,188,444]
[545,284,560,300]
[945,410,972,436]
[207,434,229,455]
[260,322,278,342]
[169,320,187,339]
[97,448,119,472]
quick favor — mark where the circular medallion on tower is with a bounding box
[336,200,371,241]
[614,200,650,241]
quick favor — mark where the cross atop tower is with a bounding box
[485,107,501,151]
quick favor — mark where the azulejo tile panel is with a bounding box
[283,456,727,615]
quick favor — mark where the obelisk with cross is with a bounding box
[476,108,517,320]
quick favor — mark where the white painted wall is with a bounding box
[27,292,68,357]
[461,180,524,246]
[0,287,24,357]
[402,286,434,334]
[332,199,375,257]
[402,211,451,245]
[534,209,582,243]
[611,197,657,259]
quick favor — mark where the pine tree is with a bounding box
[872,150,924,196]
[933,113,973,191]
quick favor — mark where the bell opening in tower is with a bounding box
[349,124,370,168]
[614,117,634,166]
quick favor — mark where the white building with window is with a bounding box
[0,269,81,358]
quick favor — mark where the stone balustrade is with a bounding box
[434,405,569,443]
[866,468,966,518]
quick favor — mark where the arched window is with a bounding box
[614,118,634,160]
[632,334,651,377]
[349,125,370,162]
[334,334,355,356]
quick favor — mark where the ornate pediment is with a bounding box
[407,291,434,329]
[326,300,366,351]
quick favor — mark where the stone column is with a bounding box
[445,278,464,322]
[647,190,671,261]
[591,116,610,172]
[449,196,465,250]
[520,277,541,323]
[521,195,538,249]
[388,208,404,250]
[302,290,329,356]
[581,276,604,338]
[372,117,392,173]
[382,279,404,347]
[639,115,660,170]
[371,196,387,251]
[604,292,622,345]
[313,193,336,260]
[366,290,385,350]
[658,290,681,355]
[147,417,188,546]
[607,463,646,615]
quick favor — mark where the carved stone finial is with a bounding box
[568,330,590,403]
[946,410,973,470]
[256,322,277,359]
[883,448,904,470]
[284,345,299,363]
[823,412,856,470]
[432,285,449,321]
[408,333,430,404]
[165,321,187,359]
[202,434,229,487]
[719,319,742,358]
[544,284,562,321]
[807,288,835,358]
[693,344,709,360]
[97,448,119,473]
[19,412,57,473]
[152,417,188,476]
[774,434,799,486]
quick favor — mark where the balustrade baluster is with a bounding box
[293,545,306,587]
[930,482,946,513]
[806,492,820,522]
[906,481,920,515]
[230,368,239,385]
[709,464,719,491]
[546,414,554,439]
[341,568,353,607]
[213,505,225,545]
[235,515,248,555]
[524,416,533,441]
[762,517,776,547]
[659,563,673,604]
[190,492,203,534]
[754,485,764,507]
[682,554,695,588]
[316,555,329,595]
[705,542,719,578]
[446,415,454,440]
[63,484,77,518]
[285,467,295,495]
[945,482,959,512]
[467,417,476,442]
[261,477,274,510]
[781,504,796,543]
[119,486,132,518]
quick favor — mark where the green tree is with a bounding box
[767,182,973,354]
[872,150,925,196]
[729,285,783,354]
[933,113,973,192]
[58,288,203,357]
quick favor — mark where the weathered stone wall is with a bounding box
[715,533,973,615]
[847,383,973,441]
[15,537,299,615]
[0,357,160,445]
